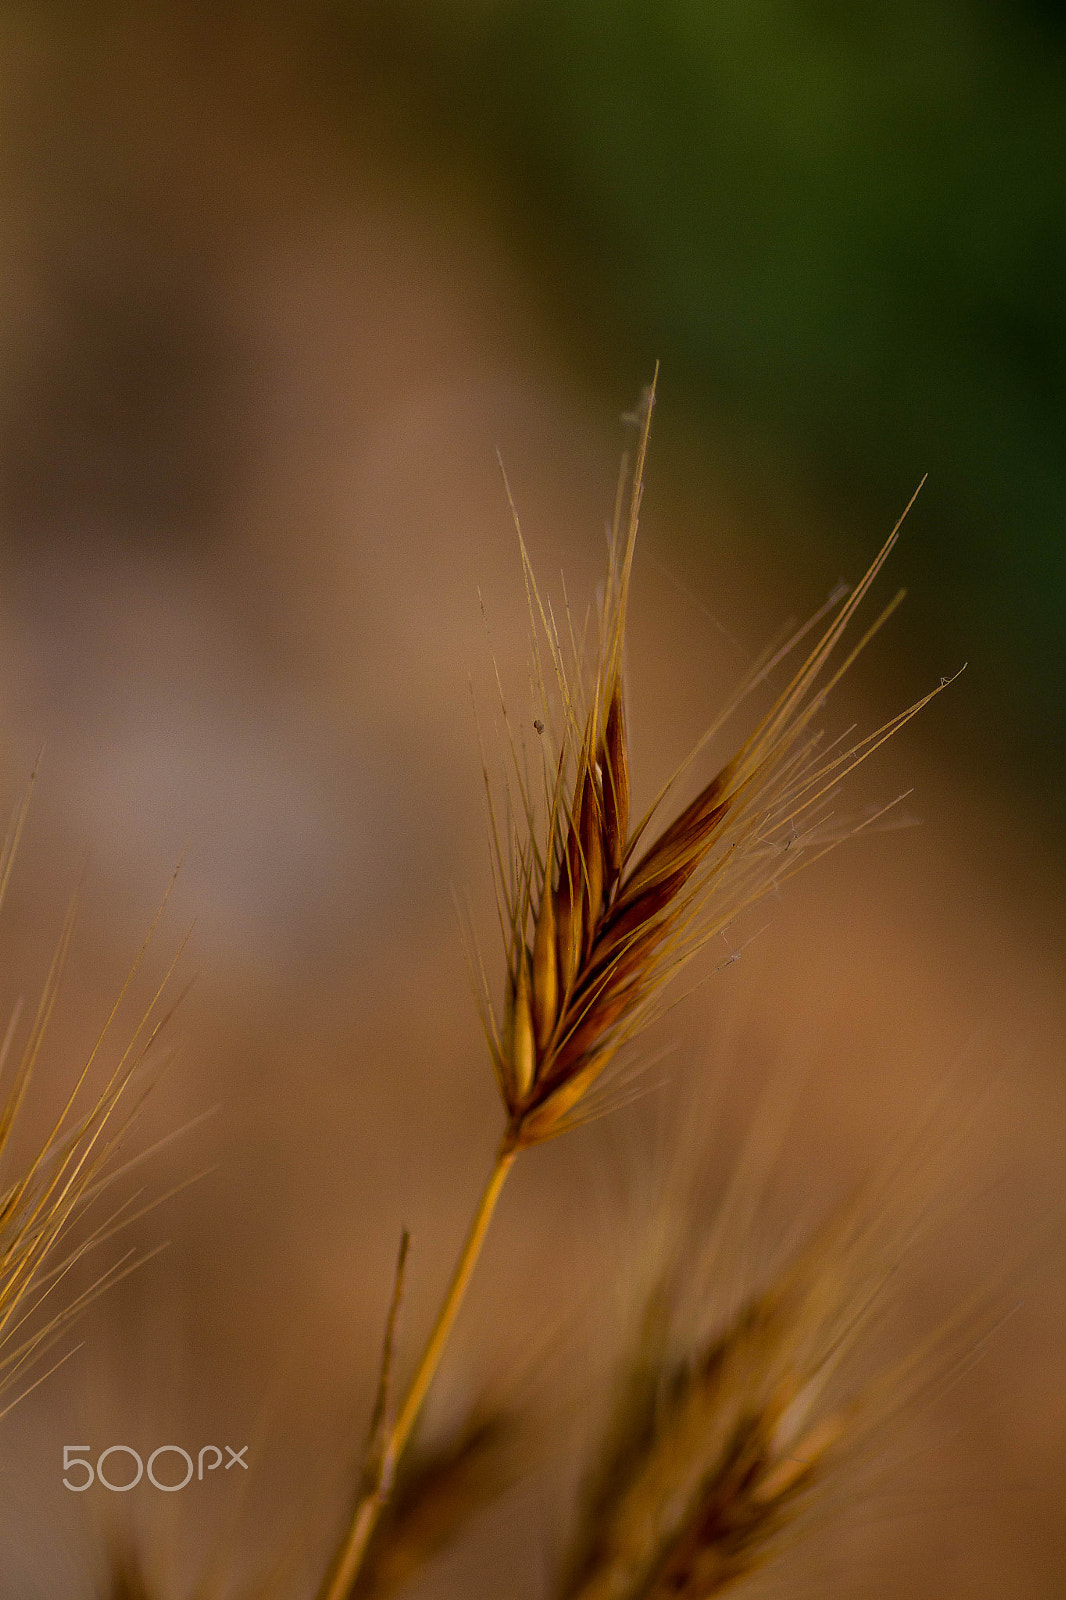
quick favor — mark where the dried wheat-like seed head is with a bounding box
[473,378,948,1150]
[0,776,185,1415]
[557,1202,900,1600]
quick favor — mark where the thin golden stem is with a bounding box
[318,1138,518,1600]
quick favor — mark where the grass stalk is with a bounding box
[319,1138,517,1600]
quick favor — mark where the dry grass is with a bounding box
[479,381,946,1149]
[0,772,185,1424]
[7,392,968,1600]
[558,1262,851,1600]
[556,1156,931,1600]
[310,382,953,1600]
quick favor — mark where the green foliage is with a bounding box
[343,0,1066,807]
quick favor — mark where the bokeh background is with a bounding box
[0,5,1063,1597]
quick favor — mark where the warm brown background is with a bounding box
[0,10,1062,1598]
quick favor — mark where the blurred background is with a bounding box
[0,4,1063,1597]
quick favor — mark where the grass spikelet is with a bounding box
[557,1071,977,1600]
[560,1270,843,1600]
[483,377,948,1150]
[558,1206,899,1600]
[0,775,187,1416]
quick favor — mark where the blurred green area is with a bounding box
[331,0,1066,819]
[5,2,1064,826]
